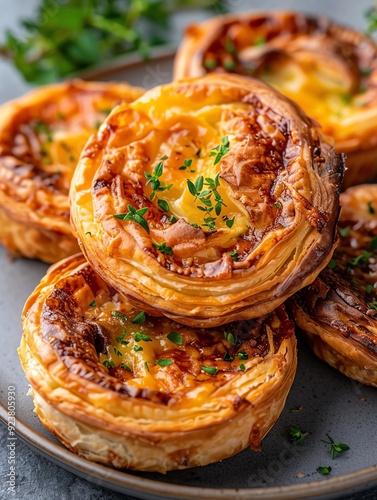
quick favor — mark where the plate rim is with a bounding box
[1,402,377,500]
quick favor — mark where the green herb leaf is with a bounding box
[229,250,239,262]
[317,466,332,475]
[157,199,169,212]
[156,359,174,367]
[89,300,96,307]
[113,346,122,357]
[366,284,373,294]
[223,352,234,362]
[103,360,115,369]
[167,331,183,345]
[370,236,377,250]
[226,216,235,228]
[338,226,350,237]
[350,250,372,267]
[121,363,131,372]
[134,332,152,342]
[238,351,248,360]
[239,363,246,371]
[327,259,337,269]
[209,136,230,165]
[112,311,127,322]
[289,425,307,444]
[153,241,173,256]
[369,301,377,311]
[116,329,129,345]
[321,433,350,459]
[202,365,218,376]
[113,205,149,234]
[144,361,150,372]
[367,201,375,214]
[133,345,143,352]
[132,311,146,324]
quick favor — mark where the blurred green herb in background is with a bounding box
[0,0,227,84]
[365,1,377,35]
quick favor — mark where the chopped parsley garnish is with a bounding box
[209,136,230,165]
[317,466,332,475]
[121,363,131,372]
[204,58,217,69]
[229,250,239,262]
[350,250,372,267]
[113,346,122,357]
[238,351,248,360]
[113,205,149,234]
[134,332,152,342]
[156,359,174,367]
[254,35,266,46]
[202,365,218,376]
[370,236,377,250]
[369,301,377,311]
[321,434,350,459]
[116,329,129,346]
[167,331,183,345]
[224,39,236,54]
[103,360,115,369]
[132,311,146,324]
[239,363,246,371]
[133,345,143,352]
[366,284,373,294]
[223,352,234,362]
[338,226,350,237]
[89,300,96,307]
[112,311,127,322]
[224,331,237,345]
[223,59,236,70]
[367,201,375,214]
[289,425,307,444]
[153,241,173,256]
[327,259,337,269]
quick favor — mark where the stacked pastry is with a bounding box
[175,11,377,189]
[12,11,377,474]
[17,73,343,472]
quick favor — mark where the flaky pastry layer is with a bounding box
[70,74,343,327]
[292,184,377,386]
[174,11,377,188]
[0,80,143,262]
[19,253,297,472]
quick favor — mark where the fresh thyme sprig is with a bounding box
[113,205,149,234]
[145,156,172,213]
[289,425,308,444]
[209,136,230,165]
[321,434,350,459]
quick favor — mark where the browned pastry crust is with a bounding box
[0,80,143,262]
[19,253,297,472]
[291,184,377,386]
[174,11,377,188]
[70,74,343,328]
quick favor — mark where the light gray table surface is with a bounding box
[1,1,377,499]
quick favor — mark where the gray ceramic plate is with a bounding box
[1,51,377,500]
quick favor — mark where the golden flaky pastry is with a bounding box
[70,74,343,328]
[0,80,143,263]
[174,11,377,188]
[292,184,377,386]
[19,253,297,472]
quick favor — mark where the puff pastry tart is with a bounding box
[174,11,377,188]
[0,80,143,263]
[292,184,377,386]
[70,74,343,327]
[19,253,297,472]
